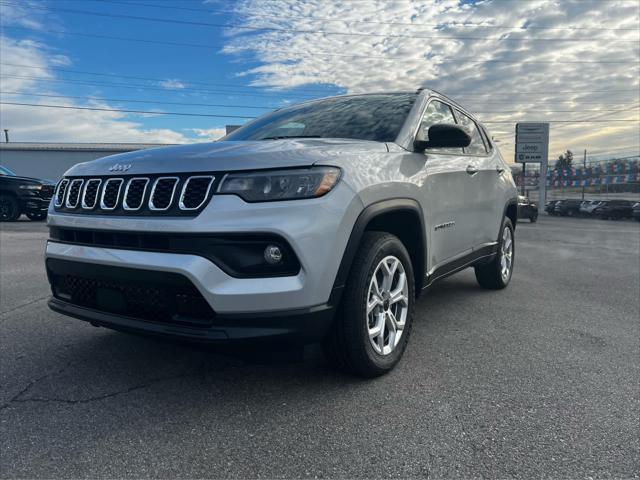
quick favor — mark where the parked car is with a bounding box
[545,200,560,215]
[593,200,634,220]
[632,202,640,222]
[0,165,55,221]
[555,199,583,217]
[45,90,518,377]
[517,195,538,222]
[579,200,607,216]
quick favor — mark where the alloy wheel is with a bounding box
[500,226,513,282]
[366,255,410,356]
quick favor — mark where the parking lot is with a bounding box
[1,216,638,478]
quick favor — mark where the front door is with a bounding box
[416,99,481,269]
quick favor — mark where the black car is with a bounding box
[545,200,560,215]
[593,199,634,220]
[555,199,583,217]
[517,195,538,222]
[0,166,56,221]
[633,202,640,222]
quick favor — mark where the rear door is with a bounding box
[453,109,502,247]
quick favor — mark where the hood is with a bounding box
[65,138,387,176]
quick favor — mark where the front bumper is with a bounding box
[21,196,52,213]
[45,187,363,342]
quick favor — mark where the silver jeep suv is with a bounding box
[46,89,517,377]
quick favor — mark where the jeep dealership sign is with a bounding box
[515,123,549,163]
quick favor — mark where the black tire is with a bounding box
[323,231,415,378]
[529,215,537,223]
[0,195,20,222]
[475,217,514,290]
[26,212,47,221]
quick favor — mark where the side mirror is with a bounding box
[414,123,472,152]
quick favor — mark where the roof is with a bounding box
[0,142,176,152]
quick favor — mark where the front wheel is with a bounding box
[530,214,538,223]
[475,217,514,290]
[323,232,415,378]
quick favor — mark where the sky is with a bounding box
[0,0,639,162]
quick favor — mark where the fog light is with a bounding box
[264,245,283,264]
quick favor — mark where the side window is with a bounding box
[417,100,462,154]
[456,110,488,155]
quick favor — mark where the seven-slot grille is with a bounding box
[54,174,216,216]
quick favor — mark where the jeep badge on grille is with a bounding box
[109,163,131,172]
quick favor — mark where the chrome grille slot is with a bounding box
[65,179,84,208]
[81,179,102,210]
[100,178,123,210]
[149,177,179,211]
[123,178,149,211]
[179,176,214,210]
[54,179,69,207]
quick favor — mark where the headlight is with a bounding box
[19,184,43,190]
[218,166,341,202]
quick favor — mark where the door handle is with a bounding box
[466,164,479,175]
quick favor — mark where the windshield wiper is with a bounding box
[259,135,322,140]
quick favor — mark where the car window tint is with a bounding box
[418,100,462,154]
[456,111,487,155]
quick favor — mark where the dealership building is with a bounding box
[0,142,173,180]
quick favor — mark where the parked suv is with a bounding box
[555,199,582,217]
[593,200,634,220]
[579,200,606,216]
[0,165,55,221]
[517,195,538,222]
[45,90,517,377]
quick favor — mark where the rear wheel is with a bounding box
[0,195,20,222]
[323,232,415,378]
[529,214,538,223]
[475,217,514,290]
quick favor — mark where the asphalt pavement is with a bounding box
[1,216,639,479]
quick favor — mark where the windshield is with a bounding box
[224,93,417,143]
[0,165,16,176]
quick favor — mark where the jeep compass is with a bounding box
[46,89,518,377]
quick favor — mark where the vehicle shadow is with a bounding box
[16,272,488,409]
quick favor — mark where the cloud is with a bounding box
[188,127,228,141]
[223,0,640,160]
[0,35,192,144]
[157,79,186,90]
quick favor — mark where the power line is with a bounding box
[3,73,638,98]
[0,101,256,118]
[2,1,638,43]
[4,91,638,115]
[0,74,318,99]
[0,91,275,110]
[483,119,639,123]
[3,25,637,65]
[0,62,332,95]
[90,0,640,33]
[2,102,639,124]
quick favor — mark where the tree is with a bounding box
[555,150,574,172]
